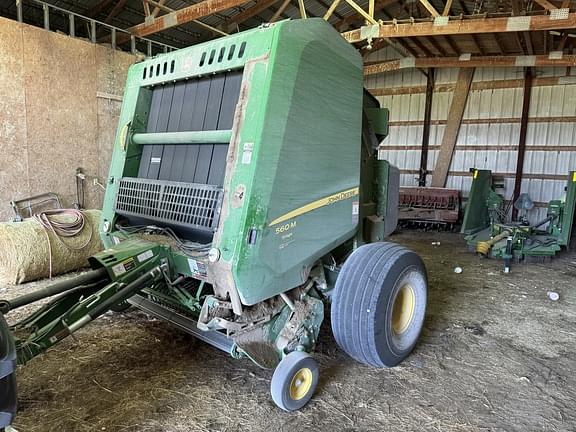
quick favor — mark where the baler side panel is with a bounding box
[228,20,364,305]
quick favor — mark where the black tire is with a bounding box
[331,242,427,367]
[0,313,17,428]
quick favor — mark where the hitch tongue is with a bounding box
[66,267,162,333]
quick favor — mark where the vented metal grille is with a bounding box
[115,177,224,232]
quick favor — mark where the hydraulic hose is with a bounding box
[0,268,108,314]
[32,209,93,278]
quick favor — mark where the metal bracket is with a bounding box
[515,55,536,67]
[550,8,569,20]
[433,16,449,26]
[506,16,531,32]
[360,24,380,41]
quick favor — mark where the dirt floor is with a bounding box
[4,230,576,432]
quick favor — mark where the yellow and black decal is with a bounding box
[269,187,359,227]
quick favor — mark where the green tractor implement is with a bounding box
[461,169,576,271]
[0,19,428,424]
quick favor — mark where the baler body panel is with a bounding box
[100,18,363,306]
[225,22,363,305]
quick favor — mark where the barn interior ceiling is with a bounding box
[0,0,574,61]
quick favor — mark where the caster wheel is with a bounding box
[271,351,319,411]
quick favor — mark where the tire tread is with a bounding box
[331,242,419,367]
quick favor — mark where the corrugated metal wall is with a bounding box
[366,47,576,223]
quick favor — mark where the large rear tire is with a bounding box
[0,313,17,428]
[331,242,427,367]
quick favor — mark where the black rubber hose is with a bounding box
[0,268,109,314]
[532,215,556,229]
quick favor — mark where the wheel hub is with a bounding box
[392,284,415,335]
[289,367,313,400]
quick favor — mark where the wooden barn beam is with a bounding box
[534,0,558,10]
[324,0,342,20]
[442,0,453,16]
[431,68,475,188]
[223,0,279,30]
[270,0,292,22]
[126,0,251,37]
[343,12,576,43]
[143,0,229,35]
[336,0,397,30]
[512,68,533,219]
[418,0,439,16]
[151,0,167,17]
[364,54,576,74]
[457,0,486,55]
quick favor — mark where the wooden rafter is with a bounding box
[104,0,127,23]
[364,54,576,73]
[442,0,453,16]
[324,0,342,20]
[270,0,292,22]
[443,35,460,55]
[511,0,534,55]
[151,0,166,18]
[336,0,397,30]
[314,0,344,20]
[457,0,486,55]
[418,0,439,17]
[126,0,252,37]
[141,0,229,36]
[534,0,558,10]
[432,68,475,188]
[343,12,576,43]
[298,0,308,18]
[223,0,280,30]
[427,36,447,55]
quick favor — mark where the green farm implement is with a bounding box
[462,169,576,271]
[0,19,428,425]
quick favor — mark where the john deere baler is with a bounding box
[0,18,427,422]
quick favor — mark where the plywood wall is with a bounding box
[0,17,139,221]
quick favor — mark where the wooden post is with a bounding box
[431,68,475,188]
[512,68,533,220]
[419,68,435,186]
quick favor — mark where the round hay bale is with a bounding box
[0,209,103,285]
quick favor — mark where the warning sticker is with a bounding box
[188,258,207,276]
[137,250,154,263]
[112,258,136,277]
[352,201,359,224]
[242,142,254,165]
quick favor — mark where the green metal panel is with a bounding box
[365,107,389,138]
[101,19,364,307]
[461,169,493,235]
[558,171,576,246]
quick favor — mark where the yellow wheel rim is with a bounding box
[289,367,313,401]
[392,284,416,335]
